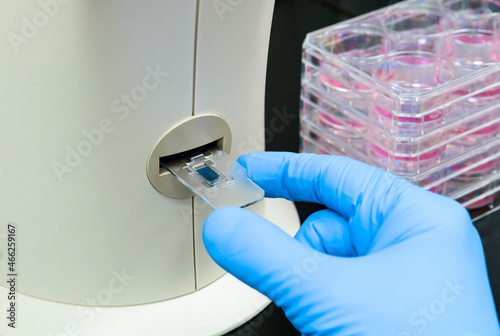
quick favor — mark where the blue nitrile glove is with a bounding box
[203,152,500,336]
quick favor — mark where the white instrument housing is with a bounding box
[0,0,300,335]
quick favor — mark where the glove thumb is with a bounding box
[203,207,329,304]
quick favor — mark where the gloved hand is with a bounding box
[203,152,500,336]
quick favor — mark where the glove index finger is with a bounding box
[238,152,408,220]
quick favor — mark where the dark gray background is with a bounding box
[226,1,500,334]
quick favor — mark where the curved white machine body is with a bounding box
[0,199,299,336]
[0,0,300,334]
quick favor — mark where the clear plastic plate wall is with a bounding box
[300,0,500,219]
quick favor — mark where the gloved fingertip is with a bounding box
[295,209,354,257]
[202,206,243,260]
[236,153,254,168]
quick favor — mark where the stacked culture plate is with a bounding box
[300,0,500,215]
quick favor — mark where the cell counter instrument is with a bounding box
[0,1,300,335]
